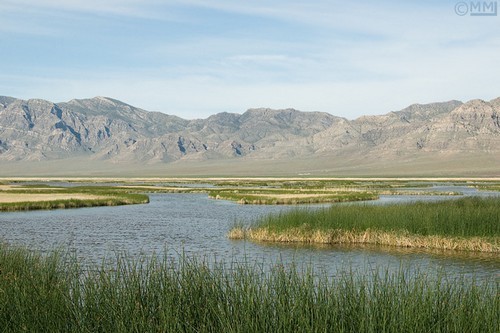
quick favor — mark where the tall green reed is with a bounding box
[256,197,500,238]
[0,244,498,332]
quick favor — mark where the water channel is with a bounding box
[0,186,498,281]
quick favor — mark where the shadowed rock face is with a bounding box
[0,95,498,165]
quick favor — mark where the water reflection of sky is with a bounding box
[0,190,498,283]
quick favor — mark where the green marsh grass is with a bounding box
[209,189,378,205]
[207,180,464,205]
[0,244,498,332]
[0,186,149,212]
[474,183,500,191]
[0,195,149,212]
[230,197,500,252]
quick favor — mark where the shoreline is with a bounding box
[229,196,500,253]
[0,196,150,212]
[0,190,149,212]
[228,227,499,253]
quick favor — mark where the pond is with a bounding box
[0,187,498,281]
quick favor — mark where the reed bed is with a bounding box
[0,244,498,333]
[209,189,378,205]
[474,184,500,191]
[230,197,500,252]
[229,228,499,252]
[0,189,149,212]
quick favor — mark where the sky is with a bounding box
[1,0,499,119]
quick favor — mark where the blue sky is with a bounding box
[1,0,499,119]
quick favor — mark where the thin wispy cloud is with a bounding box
[1,1,499,119]
[2,0,164,17]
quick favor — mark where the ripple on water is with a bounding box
[0,192,498,281]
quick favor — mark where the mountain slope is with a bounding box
[0,95,498,176]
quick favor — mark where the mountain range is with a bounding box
[0,95,499,176]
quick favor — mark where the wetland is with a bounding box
[0,178,499,332]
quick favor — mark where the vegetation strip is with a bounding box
[0,186,149,212]
[229,228,498,252]
[4,178,498,207]
[209,189,378,205]
[229,197,500,252]
[0,244,498,332]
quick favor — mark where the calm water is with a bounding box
[0,189,499,281]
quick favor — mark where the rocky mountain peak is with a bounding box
[0,96,18,108]
[0,95,499,171]
[450,99,494,116]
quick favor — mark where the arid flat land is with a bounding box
[2,177,500,183]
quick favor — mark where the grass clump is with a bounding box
[0,244,498,333]
[230,197,500,252]
[0,194,149,212]
[0,184,149,212]
[209,189,378,205]
[473,183,500,191]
